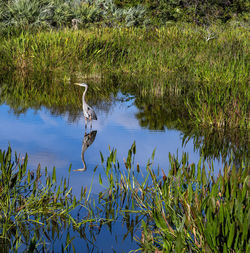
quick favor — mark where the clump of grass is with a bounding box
[98,143,249,252]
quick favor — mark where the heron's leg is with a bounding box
[84,117,87,129]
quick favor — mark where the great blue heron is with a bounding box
[74,83,97,129]
[73,130,97,172]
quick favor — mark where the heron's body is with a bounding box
[75,83,97,128]
[82,99,97,121]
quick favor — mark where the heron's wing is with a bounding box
[87,105,97,120]
[92,109,97,120]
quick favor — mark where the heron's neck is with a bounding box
[82,86,87,102]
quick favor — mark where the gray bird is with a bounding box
[74,83,97,129]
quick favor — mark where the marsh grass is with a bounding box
[98,143,249,252]
[1,72,247,164]
[0,24,248,129]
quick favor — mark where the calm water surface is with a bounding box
[0,81,243,252]
[0,93,223,193]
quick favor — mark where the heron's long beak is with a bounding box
[74,83,87,87]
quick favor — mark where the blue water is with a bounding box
[0,99,221,189]
[0,93,224,252]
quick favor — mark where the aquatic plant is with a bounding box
[98,143,249,252]
[0,141,248,251]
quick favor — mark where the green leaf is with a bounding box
[100,152,104,164]
[52,166,56,183]
[153,211,168,231]
[188,183,193,202]
[151,148,156,161]
[99,174,103,185]
[175,232,184,253]
[0,150,3,165]
[113,149,117,163]
[132,141,136,155]
[201,166,207,185]
[73,196,76,209]
[223,242,227,253]
[197,159,202,182]
[227,223,235,249]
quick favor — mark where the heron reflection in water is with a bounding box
[73,130,97,172]
[74,83,97,129]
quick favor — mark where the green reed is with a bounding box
[98,143,249,252]
[0,24,249,129]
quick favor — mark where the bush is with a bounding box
[139,0,250,25]
[0,0,149,31]
[1,0,248,31]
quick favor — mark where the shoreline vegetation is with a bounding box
[0,0,249,30]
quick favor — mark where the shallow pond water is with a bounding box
[0,78,247,252]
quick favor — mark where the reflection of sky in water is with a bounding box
[0,99,224,252]
[0,99,223,195]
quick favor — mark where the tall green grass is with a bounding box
[0,24,249,129]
